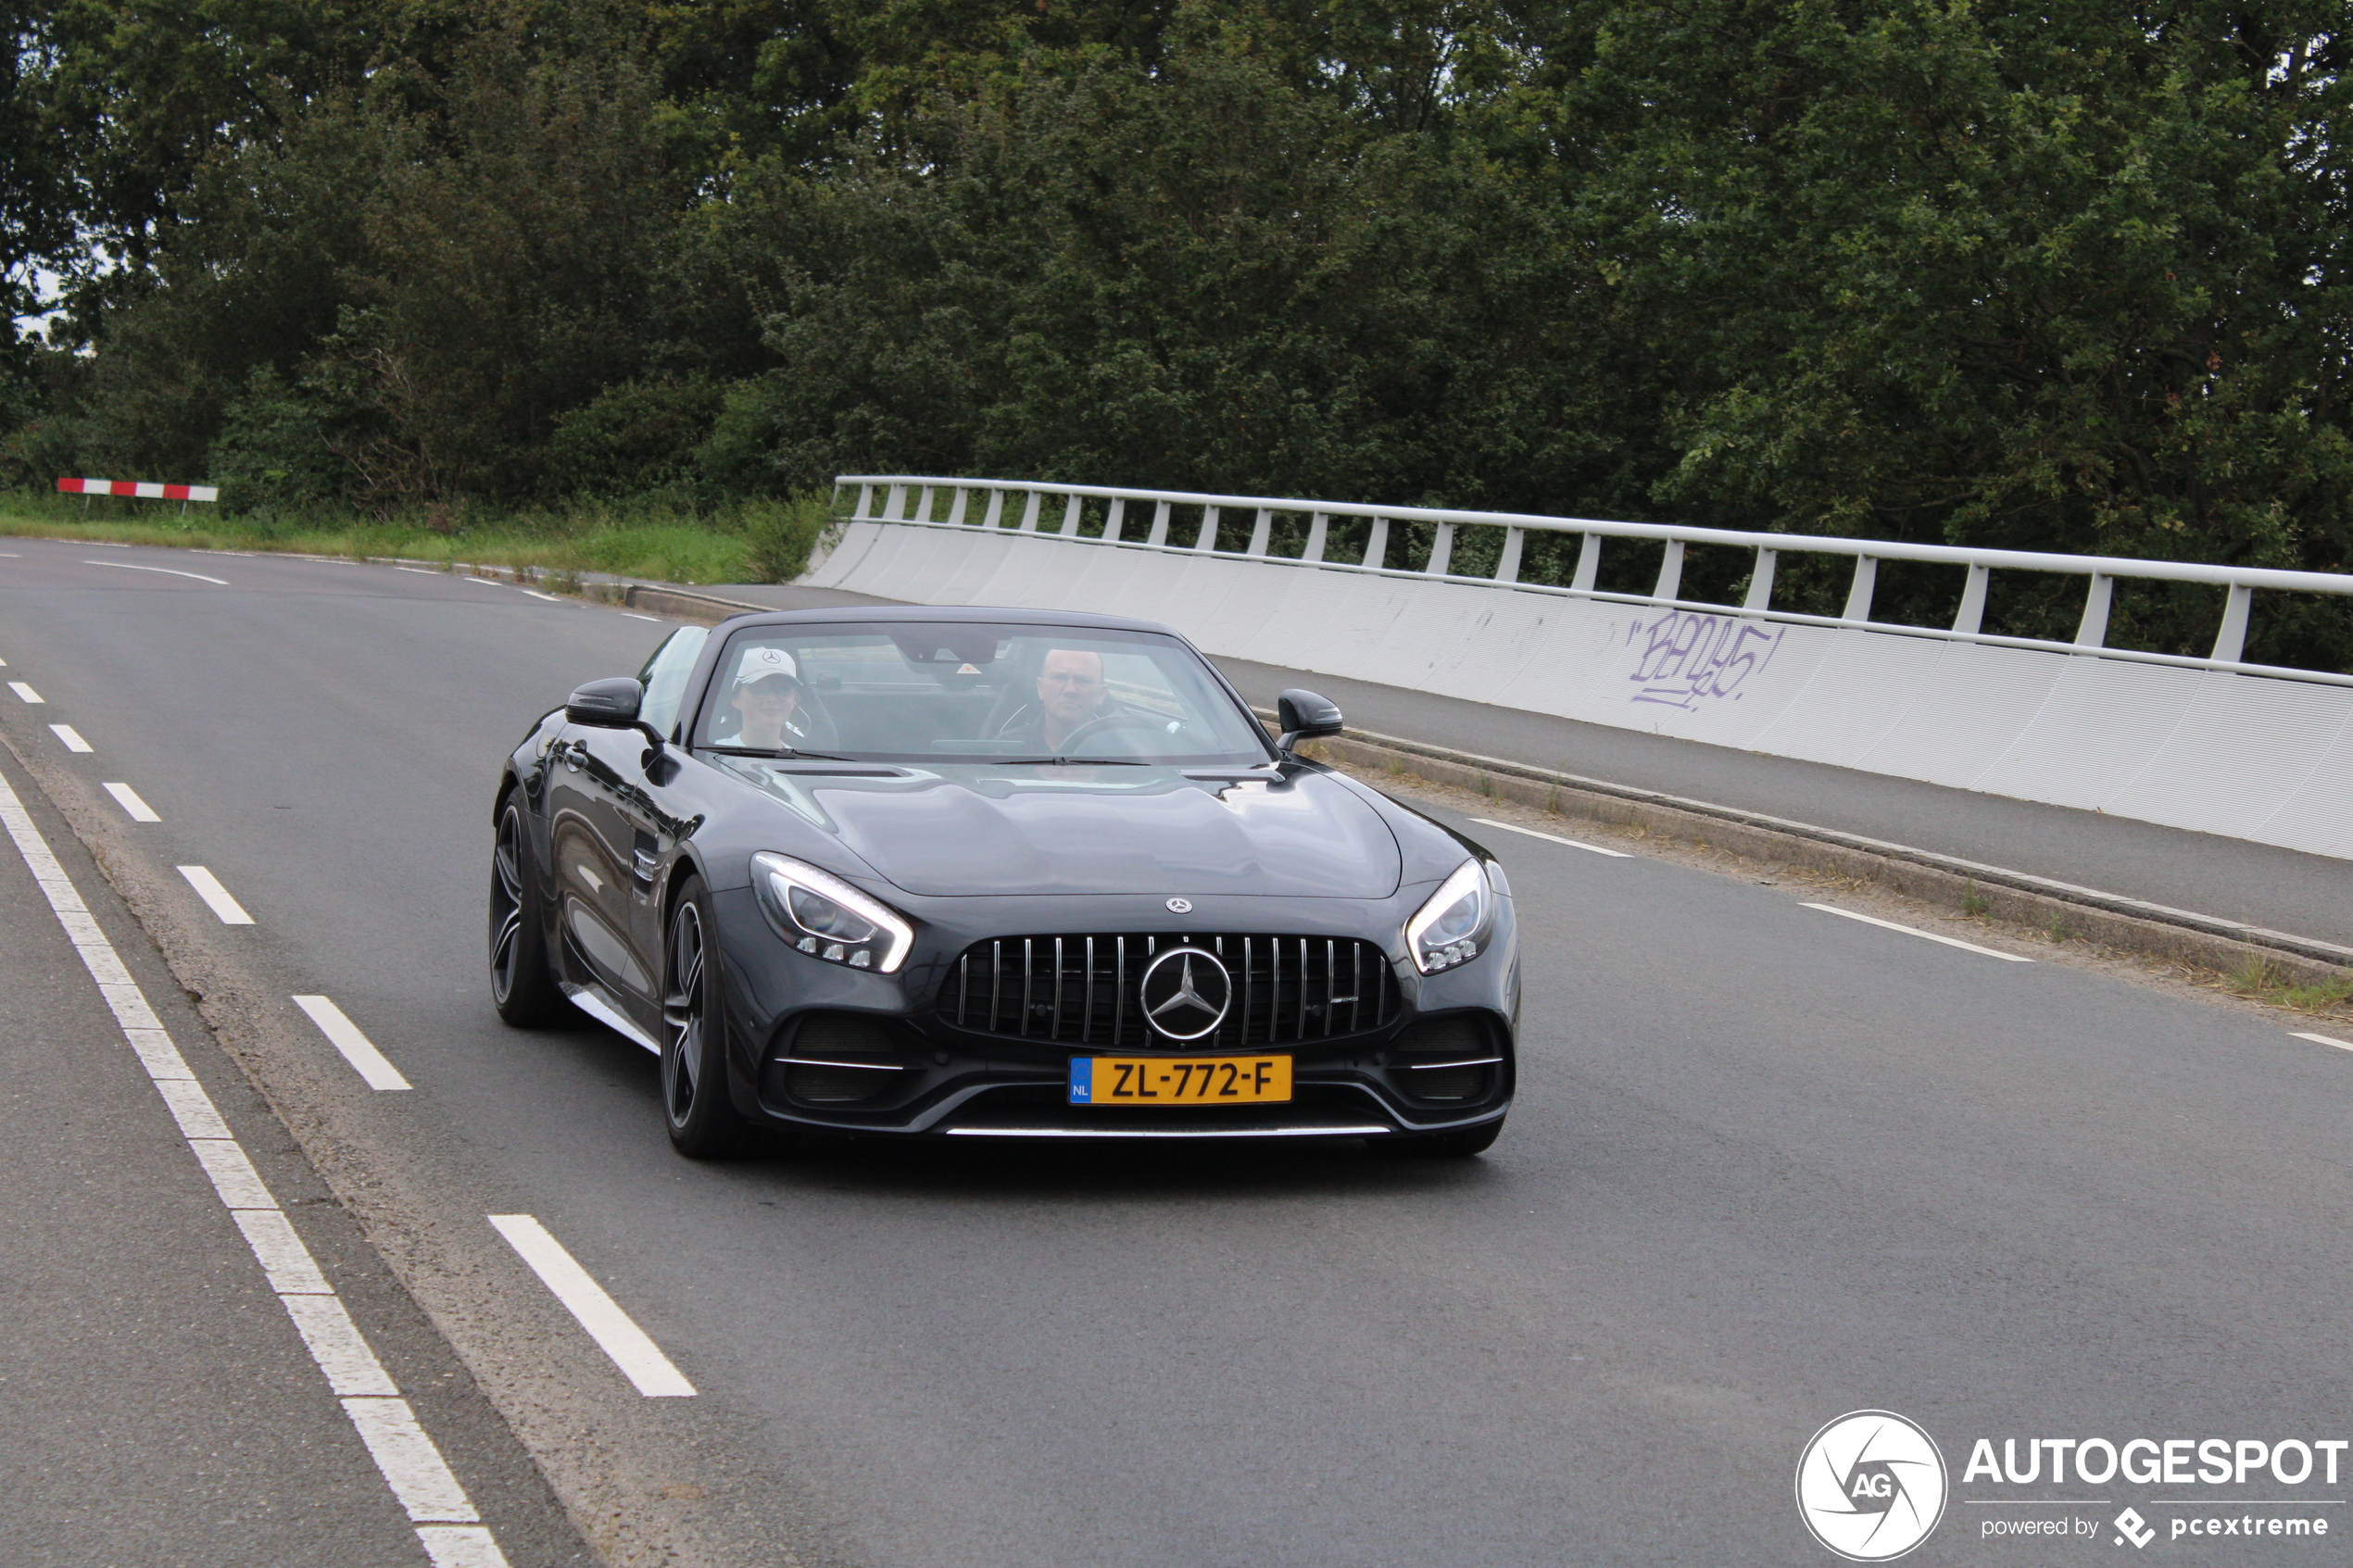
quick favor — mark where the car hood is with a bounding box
[730,762,1402,899]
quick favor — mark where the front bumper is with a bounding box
[711,886,1519,1140]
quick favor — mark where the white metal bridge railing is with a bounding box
[832,475,2353,686]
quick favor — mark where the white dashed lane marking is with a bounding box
[1803,902,2033,962]
[1470,816,1633,859]
[0,765,509,1563]
[10,681,43,703]
[103,782,160,822]
[2293,1031,2353,1052]
[79,559,229,585]
[293,995,412,1091]
[622,612,662,622]
[177,865,255,924]
[521,590,565,603]
[50,723,91,752]
[488,1214,697,1398]
[393,566,439,575]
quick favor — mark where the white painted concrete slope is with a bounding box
[806,521,2353,860]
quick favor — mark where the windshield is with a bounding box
[691,622,1274,765]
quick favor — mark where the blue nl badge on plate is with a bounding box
[1067,1057,1093,1104]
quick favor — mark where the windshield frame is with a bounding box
[684,619,1278,768]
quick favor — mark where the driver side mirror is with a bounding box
[1277,688,1344,753]
[567,677,645,728]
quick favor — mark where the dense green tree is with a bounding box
[1525,0,2353,656]
[7,0,2351,665]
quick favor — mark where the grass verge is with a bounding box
[0,490,835,586]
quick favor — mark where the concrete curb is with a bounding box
[1274,721,2353,991]
[601,583,772,623]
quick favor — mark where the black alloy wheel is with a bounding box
[489,799,564,1026]
[661,878,746,1157]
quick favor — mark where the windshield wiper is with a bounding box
[993,756,1151,767]
[702,746,859,762]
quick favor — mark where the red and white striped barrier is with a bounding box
[56,476,220,502]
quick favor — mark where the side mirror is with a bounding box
[566,677,645,729]
[1276,688,1343,753]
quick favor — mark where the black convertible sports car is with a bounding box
[489,607,1517,1157]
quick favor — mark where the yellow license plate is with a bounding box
[1068,1055,1292,1106]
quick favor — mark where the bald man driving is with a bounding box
[997,647,1118,752]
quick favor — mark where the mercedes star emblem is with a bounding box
[1138,947,1231,1041]
[1165,897,1192,913]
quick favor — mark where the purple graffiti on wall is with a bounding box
[1624,609,1785,709]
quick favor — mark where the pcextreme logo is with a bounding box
[1796,1411,1950,1562]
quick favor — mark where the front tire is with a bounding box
[661,877,746,1158]
[489,798,565,1026]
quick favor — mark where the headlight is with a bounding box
[750,852,914,973]
[1405,858,1495,974]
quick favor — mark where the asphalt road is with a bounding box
[6,536,2353,1566]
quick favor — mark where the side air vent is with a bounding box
[767,1013,904,1107]
[1389,1015,1500,1104]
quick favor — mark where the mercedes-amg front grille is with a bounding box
[940,934,1400,1050]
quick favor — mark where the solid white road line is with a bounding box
[49,723,91,751]
[79,559,230,584]
[232,1210,333,1295]
[0,764,508,1562]
[102,781,160,822]
[2292,1031,2353,1051]
[1470,816,1633,858]
[340,1397,482,1521]
[488,1214,697,1397]
[177,864,255,924]
[293,995,413,1091]
[1802,902,2035,962]
[9,681,43,703]
[284,1296,401,1396]
[416,1525,511,1568]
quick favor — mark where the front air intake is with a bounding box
[939,933,1400,1050]
[767,1013,903,1107]
[1389,1015,1500,1104]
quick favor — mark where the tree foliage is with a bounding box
[6,0,2352,664]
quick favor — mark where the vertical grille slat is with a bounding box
[1114,936,1129,1046]
[1082,936,1097,1043]
[1051,936,1066,1039]
[1299,945,1317,1043]
[942,934,1400,1048]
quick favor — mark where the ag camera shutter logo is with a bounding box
[1796,1411,1948,1561]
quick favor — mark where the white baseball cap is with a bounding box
[733,647,799,686]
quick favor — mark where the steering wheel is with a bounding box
[1056,712,1177,755]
